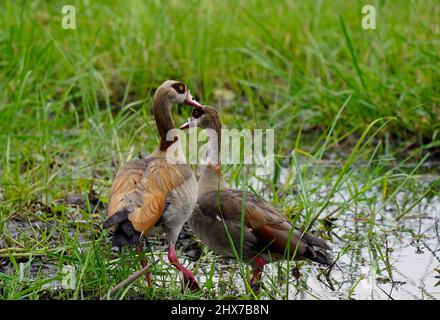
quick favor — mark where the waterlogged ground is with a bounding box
[254,193,439,300]
[1,162,439,300]
[318,192,439,300]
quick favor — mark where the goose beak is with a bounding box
[179,118,191,130]
[184,91,203,109]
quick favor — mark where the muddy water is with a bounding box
[301,197,439,300]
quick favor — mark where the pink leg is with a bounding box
[136,245,152,288]
[250,256,266,288]
[140,260,152,288]
[167,246,200,292]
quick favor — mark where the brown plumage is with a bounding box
[103,80,203,291]
[182,106,332,289]
[106,158,193,234]
[194,190,331,264]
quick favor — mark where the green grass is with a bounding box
[0,0,439,300]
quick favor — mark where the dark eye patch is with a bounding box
[191,108,204,119]
[171,82,186,94]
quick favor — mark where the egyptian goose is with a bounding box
[103,80,203,291]
[180,106,332,289]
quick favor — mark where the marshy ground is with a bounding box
[0,0,439,300]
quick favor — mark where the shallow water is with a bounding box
[303,199,439,300]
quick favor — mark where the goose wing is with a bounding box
[197,190,331,264]
[104,158,193,242]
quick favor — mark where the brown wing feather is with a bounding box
[197,190,329,262]
[235,195,308,257]
[108,159,149,216]
[108,157,193,234]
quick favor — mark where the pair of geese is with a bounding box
[103,80,331,292]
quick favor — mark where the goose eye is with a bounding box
[193,110,200,117]
[172,82,186,94]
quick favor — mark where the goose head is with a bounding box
[153,80,204,152]
[154,80,203,109]
[179,105,221,130]
[180,106,222,167]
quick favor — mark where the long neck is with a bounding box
[198,124,227,196]
[152,92,177,152]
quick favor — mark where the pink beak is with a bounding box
[179,118,191,130]
[184,91,203,109]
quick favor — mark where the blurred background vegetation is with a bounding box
[1,0,438,157]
